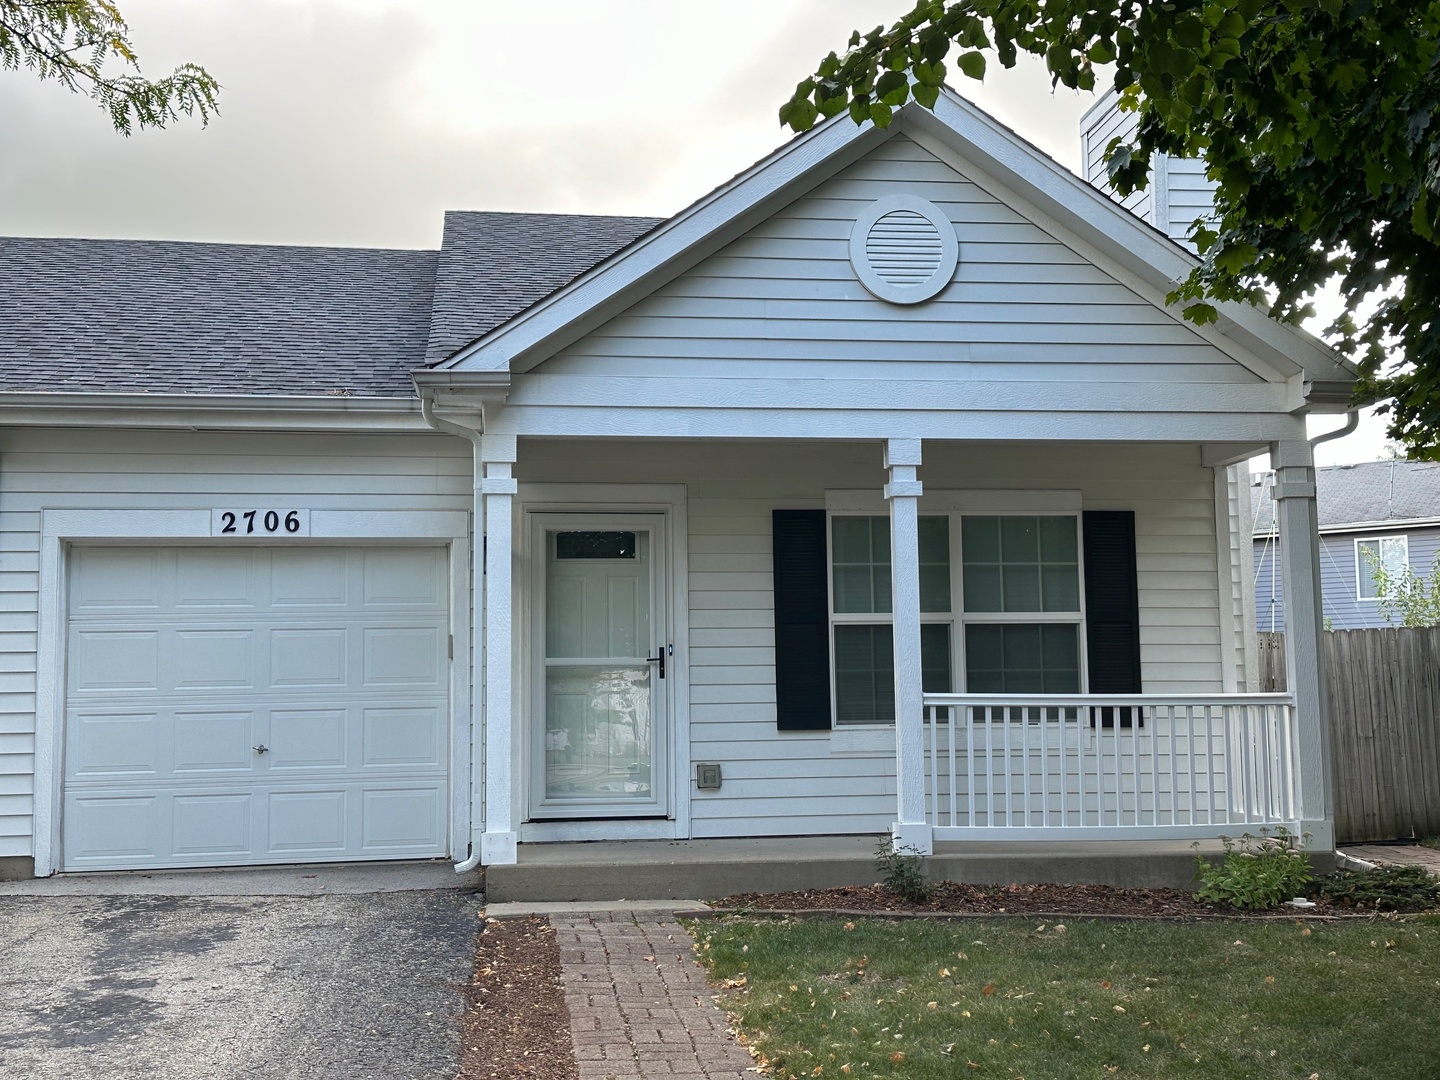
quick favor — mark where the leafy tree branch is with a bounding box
[0,0,218,134]
[783,2,1440,457]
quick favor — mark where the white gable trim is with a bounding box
[440,89,1352,398]
[900,124,1289,387]
[436,115,893,376]
[906,98,1349,388]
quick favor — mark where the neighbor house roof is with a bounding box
[0,213,658,398]
[1253,459,1440,534]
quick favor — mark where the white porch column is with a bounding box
[885,438,932,854]
[479,434,520,865]
[1271,438,1334,850]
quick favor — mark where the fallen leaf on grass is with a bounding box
[983,983,997,996]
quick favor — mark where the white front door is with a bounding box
[528,514,669,819]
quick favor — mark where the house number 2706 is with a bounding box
[211,509,311,536]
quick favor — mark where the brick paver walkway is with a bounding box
[551,911,753,1080]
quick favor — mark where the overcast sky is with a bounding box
[0,0,1387,463]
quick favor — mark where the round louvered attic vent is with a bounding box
[848,196,959,304]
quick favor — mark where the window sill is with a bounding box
[829,725,896,754]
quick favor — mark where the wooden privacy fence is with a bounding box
[1260,628,1440,843]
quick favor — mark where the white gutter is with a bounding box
[419,394,487,874]
[1309,409,1361,448]
[0,392,430,432]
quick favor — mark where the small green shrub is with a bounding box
[1318,865,1440,912]
[1194,830,1313,910]
[1418,836,1440,850]
[875,837,932,904]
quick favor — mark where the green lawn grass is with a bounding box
[691,915,1440,1079]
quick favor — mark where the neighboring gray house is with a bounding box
[1253,459,1440,631]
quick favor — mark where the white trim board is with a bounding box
[32,508,470,877]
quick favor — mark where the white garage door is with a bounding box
[61,546,451,871]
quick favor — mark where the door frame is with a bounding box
[514,484,690,843]
[33,508,471,877]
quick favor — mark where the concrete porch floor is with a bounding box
[483,835,1297,902]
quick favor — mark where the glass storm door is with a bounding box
[530,515,668,819]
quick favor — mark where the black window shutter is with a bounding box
[1082,510,1142,727]
[772,509,832,731]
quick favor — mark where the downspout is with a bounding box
[420,393,486,873]
[1309,409,1360,449]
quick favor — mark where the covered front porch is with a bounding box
[445,432,1332,871]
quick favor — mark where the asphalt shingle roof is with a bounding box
[0,212,660,398]
[1253,458,1440,533]
[423,211,660,365]
[0,237,439,397]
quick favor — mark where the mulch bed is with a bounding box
[459,916,578,1080]
[709,880,1374,919]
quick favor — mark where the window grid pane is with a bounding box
[1358,536,1408,599]
[834,624,895,724]
[962,515,1079,613]
[832,517,892,614]
[964,624,1080,694]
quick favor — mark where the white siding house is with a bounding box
[0,89,1351,881]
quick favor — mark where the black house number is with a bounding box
[219,510,302,535]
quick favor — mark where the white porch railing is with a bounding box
[921,693,1300,841]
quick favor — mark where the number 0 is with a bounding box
[264,510,279,532]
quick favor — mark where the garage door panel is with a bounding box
[270,628,347,688]
[362,626,444,687]
[174,629,255,689]
[173,710,255,772]
[70,550,161,612]
[65,793,162,862]
[174,550,258,608]
[363,707,443,767]
[61,545,450,871]
[363,549,446,607]
[361,787,446,851]
[70,630,160,692]
[272,549,348,606]
[69,711,160,776]
[268,789,348,853]
[171,793,253,856]
[267,708,347,770]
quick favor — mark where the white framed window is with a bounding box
[1356,535,1408,600]
[827,511,1085,725]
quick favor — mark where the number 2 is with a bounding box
[221,512,236,534]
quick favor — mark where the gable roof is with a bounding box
[431,88,1353,401]
[1253,459,1440,534]
[425,211,660,365]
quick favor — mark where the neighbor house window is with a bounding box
[827,512,1083,724]
[1357,535,1408,600]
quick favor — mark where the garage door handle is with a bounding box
[252,744,269,754]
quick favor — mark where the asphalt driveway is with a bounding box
[0,888,481,1079]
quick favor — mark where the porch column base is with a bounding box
[1300,819,1335,855]
[481,831,518,865]
[891,821,933,856]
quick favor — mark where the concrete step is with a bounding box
[483,836,1252,902]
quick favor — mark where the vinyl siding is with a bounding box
[1080,98,1152,221]
[1080,97,1216,250]
[0,428,472,863]
[1253,526,1440,632]
[518,438,1225,838]
[506,134,1263,435]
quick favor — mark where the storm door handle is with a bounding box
[645,649,666,679]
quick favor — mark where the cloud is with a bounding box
[0,0,1099,249]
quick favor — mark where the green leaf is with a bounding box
[956,50,986,80]
[869,101,894,128]
[913,82,940,109]
[779,96,819,132]
[875,69,909,106]
[1182,301,1220,326]
[1088,39,1116,64]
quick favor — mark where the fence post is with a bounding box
[1271,439,1333,850]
